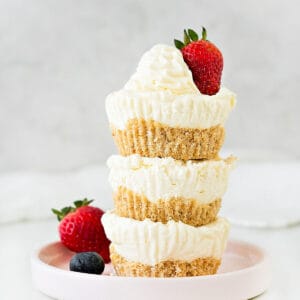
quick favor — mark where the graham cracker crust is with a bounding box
[114,186,221,227]
[111,119,225,160]
[110,246,221,277]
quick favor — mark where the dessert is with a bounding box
[103,28,236,277]
[102,211,230,277]
[108,154,236,226]
[106,44,236,161]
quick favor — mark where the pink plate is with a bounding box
[31,240,271,300]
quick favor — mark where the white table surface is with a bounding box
[1,219,299,300]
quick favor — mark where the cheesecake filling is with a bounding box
[107,154,236,204]
[102,211,230,266]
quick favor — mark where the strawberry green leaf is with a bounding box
[86,199,93,205]
[184,29,191,45]
[51,209,61,215]
[174,39,185,50]
[188,29,198,41]
[74,200,83,208]
[52,198,93,222]
[202,27,207,40]
[61,206,73,215]
[51,208,65,221]
[74,198,93,208]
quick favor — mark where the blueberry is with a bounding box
[69,252,105,274]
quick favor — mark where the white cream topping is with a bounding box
[107,154,236,204]
[106,44,236,130]
[102,211,230,265]
[124,44,198,94]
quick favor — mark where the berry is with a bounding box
[70,252,105,274]
[52,199,111,263]
[174,28,223,95]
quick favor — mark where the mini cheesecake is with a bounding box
[107,154,236,227]
[102,211,230,277]
[106,44,236,161]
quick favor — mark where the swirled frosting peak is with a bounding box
[124,44,199,95]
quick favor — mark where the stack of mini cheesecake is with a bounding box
[102,44,236,277]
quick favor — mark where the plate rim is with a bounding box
[31,239,270,281]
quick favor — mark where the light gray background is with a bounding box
[0,6,299,299]
[1,0,300,174]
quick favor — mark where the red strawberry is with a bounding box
[52,199,111,263]
[174,28,223,95]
